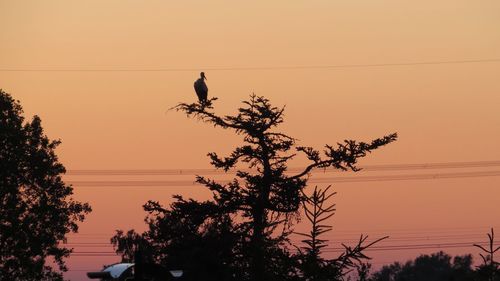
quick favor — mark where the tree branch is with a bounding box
[291,133,398,180]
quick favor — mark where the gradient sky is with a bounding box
[1,1,500,280]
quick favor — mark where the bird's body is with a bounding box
[193,72,208,103]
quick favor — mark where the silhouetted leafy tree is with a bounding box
[113,95,396,281]
[111,229,151,263]
[370,251,475,281]
[0,89,92,281]
[356,263,372,281]
[112,196,244,281]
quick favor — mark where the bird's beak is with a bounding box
[204,76,207,80]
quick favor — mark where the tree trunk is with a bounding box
[251,204,265,281]
[250,137,271,281]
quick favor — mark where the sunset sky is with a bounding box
[1,1,500,280]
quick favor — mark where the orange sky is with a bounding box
[1,1,500,280]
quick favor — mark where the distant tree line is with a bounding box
[364,244,499,281]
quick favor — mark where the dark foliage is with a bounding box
[0,89,92,281]
[295,186,387,281]
[112,197,246,281]
[356,263,372,281]
[370,251,476,281]
[111,229,150,263]
[173,95,396,280]
[474,228,500,281]
[297,186,338,259]
[113,95,396,281]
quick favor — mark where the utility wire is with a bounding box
[66,170,500,187]
[64,236,498,246]
[69,240,500,256]
[312,170,500,183]
[2,58,500,72]
[65,160,500,176]
[65,226,499,237]
[63,235,497,247]
[322,241,500,253]
[65,234,497,243]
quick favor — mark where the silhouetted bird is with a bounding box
[193,72,208,103]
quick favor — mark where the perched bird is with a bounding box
[193,72,208,103]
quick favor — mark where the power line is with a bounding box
[64,160,500,176]
[66,170,500,187]
[65,228,500,248]
[2,58,500,72]
[63,235,495,247]
[65,230,500,242]
[65,225,499,237]
[68,240,499,256]
[312,170,500,183]
[322,241,500,253]
[316,225,500,234]
[64,235,498,245]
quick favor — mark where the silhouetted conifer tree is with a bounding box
[113,95,396,281]
[296,186,387,281]
[173,95,396,280]
[474,229,500,281]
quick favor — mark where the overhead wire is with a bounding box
[65,225,499,236]
[63,236,496,247]
[67,240,500,256]
[65,170,500,187]
[5,56,499,274]
[64,160,500,176]
[2,58,500,72]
